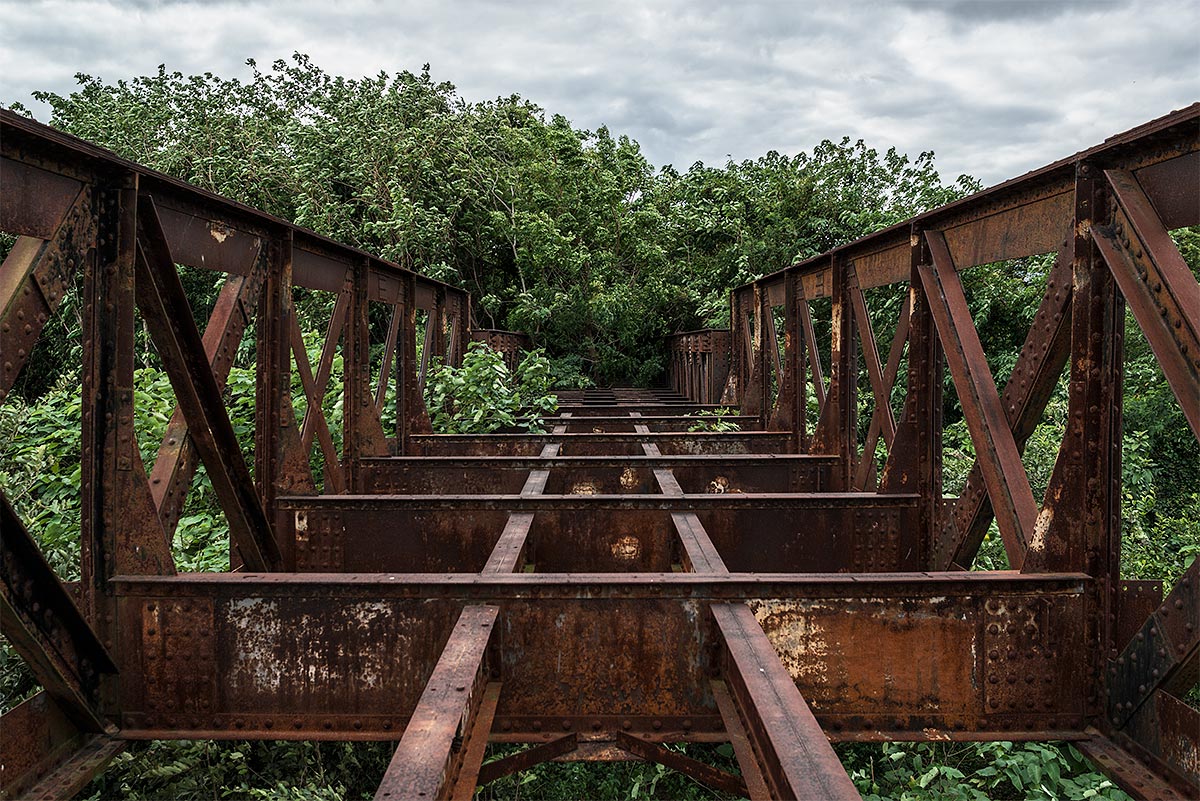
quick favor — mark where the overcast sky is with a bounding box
[2,0,1196,186]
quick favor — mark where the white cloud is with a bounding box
[1,0,1196,185]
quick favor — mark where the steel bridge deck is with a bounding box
[1,106,1198,799]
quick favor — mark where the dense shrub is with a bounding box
[424,343,557,433]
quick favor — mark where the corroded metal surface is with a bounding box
[470,329,530,370]
[666,329,732,405]
[2,106,1198,798]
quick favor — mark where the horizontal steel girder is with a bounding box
[110,572,1090,741]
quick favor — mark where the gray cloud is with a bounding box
[893,0,1112,23]
[1,0,1196,186]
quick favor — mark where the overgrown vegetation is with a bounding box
[70,739,1133,800]
[844,741,1129,801]
[424,343,558,433]
[687,407,742,432]
[14,53,976,386]
[2,57,1195,799]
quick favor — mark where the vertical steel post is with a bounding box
[812,256,858,486]
[880,228,943,564]
[1025,165,1125,723]
[255,230,310,527]
[80,174,141,705]
[344,259,373,490]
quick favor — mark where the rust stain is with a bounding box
[1171,732,1199,779]
[208,221,232,243]
[748,598,979,714]
[221,599,409,698]
[706,475,743,493]
[1030,506,1052,554]
[611,535,641,560]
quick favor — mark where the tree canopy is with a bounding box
[23,53,978,385]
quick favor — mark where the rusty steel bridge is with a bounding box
[0,106,1197,799]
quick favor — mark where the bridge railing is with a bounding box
[469,328,531,371]
[1,109,483,793]
[664,328,731,406]
[720,103,1199,791]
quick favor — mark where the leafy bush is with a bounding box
[81,739,395,801]
[687,407,742,432]
[841,741,1129,801]
[547,353,596,390]
[424,343,557,433]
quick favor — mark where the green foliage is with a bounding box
[424,343,557,433]
[82,739,395,801]
[0,373,84,581]
[687,407,742,432]
[936,234,1200,587]
[546,353,596,390]
[24,55,973,386]
[841,741,1129,801]
[476,742,741,800]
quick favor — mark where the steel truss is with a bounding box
[1,105,1197,799]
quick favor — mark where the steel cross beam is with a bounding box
[1108,560,1199,729]
[712,603,860,800]
[937,244,1073,569]
[148,255,265,537]
[0,186,92,403]
[652,418,860,798]
[852,285,909,491]
[0,493,117,733]
[612,731,748,796]
[375,606,499,800]
[1094,168,1199,439]
[920,230,1038,567]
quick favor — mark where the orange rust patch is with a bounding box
[611,536,641,560]
[208,221,233,243]
[706,475,742,493]
[748,598,978,715]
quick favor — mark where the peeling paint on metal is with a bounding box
[620,468,638,489]
[610,535,641,561]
